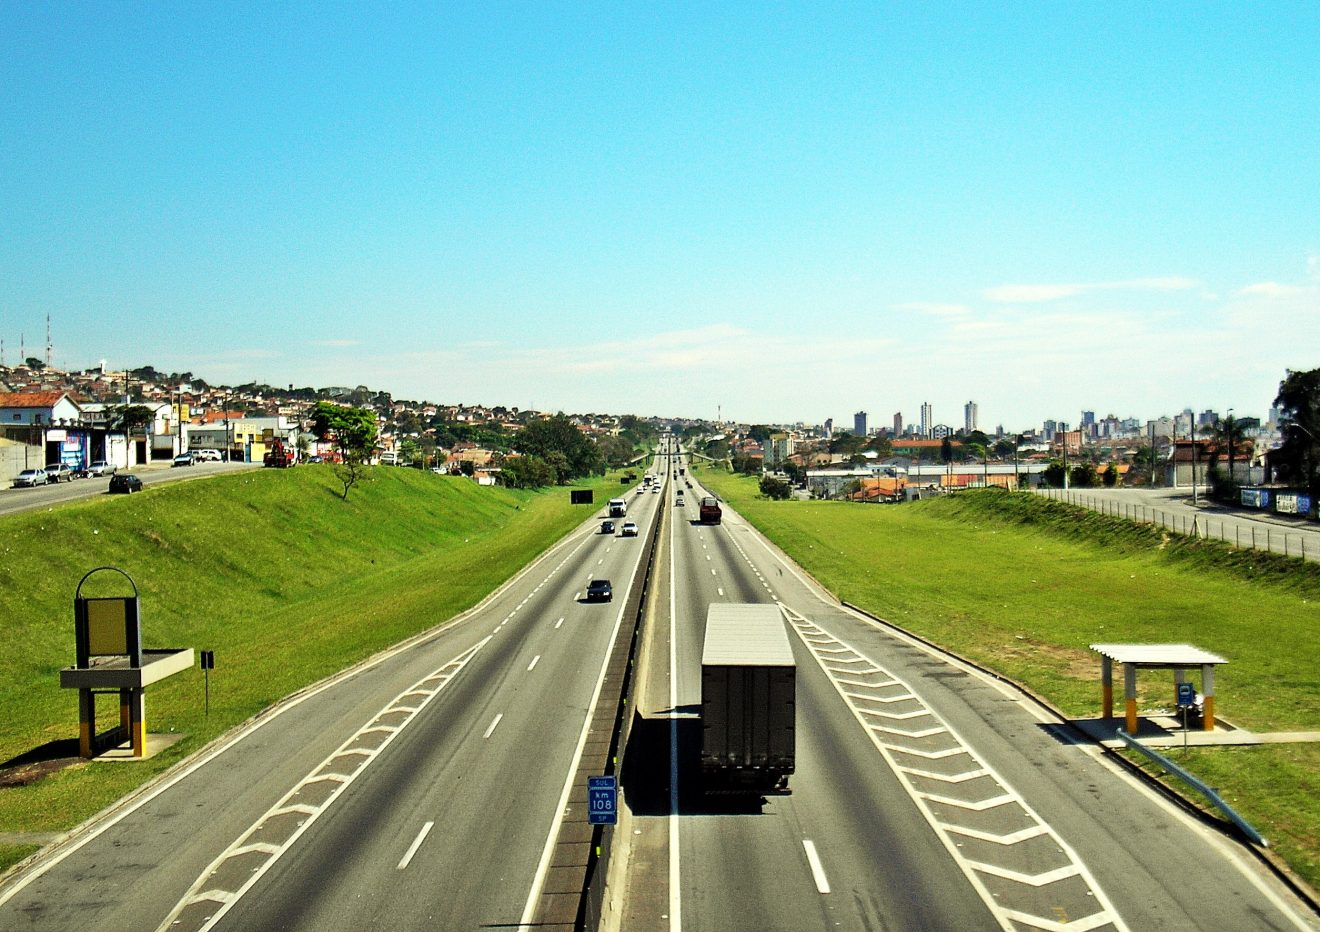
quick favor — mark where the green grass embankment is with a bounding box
[0,466,620,871]
[697,467,1320,890]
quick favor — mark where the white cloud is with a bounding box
[1237,282,1301,298]
[982,276,1198,303]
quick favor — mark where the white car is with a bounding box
[192,449,222,462]
[87,460,117,476]
[621,521,639,537]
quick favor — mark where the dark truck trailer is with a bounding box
[701,603,796,794]
[698,496,722,524]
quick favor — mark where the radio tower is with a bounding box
[46,313,52,368]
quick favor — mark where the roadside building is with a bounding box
[0,391,89,482]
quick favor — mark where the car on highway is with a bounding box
[585,579,613,602]
[87,460,117,476]
[600,520,616,534]
[172,453,195,467]
[45,463,75,482]
[620,521,639,537]
[676,497,684,506]
[109,473,143,494]
[12,468,49,488]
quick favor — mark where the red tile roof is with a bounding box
[0,391,72,408]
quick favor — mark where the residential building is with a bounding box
[964,401,978,434]
[893,411,903,437]
[920,402,933,437]
[853,411,868,437]
[766,432,796,467]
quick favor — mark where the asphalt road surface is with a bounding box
[0,463,666,931]
[0,460,258,517]
[614,445,1317,930]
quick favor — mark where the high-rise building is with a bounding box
[1043,419,1057,440]
[823,417,833,439]
[854,411,868,437]
[964,401,978,434]
[920,402,933,438]
[892,411,903,437]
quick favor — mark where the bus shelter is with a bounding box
[1090,644,1228,734]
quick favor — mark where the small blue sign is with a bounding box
[587,775,617,825]
[1177,682,1196,708]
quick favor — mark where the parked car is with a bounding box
[45,463,74,482]
[172,453,195,467]
[109,473,143,494]
[600,520,616,535]
[87,460,116,476]
[192,449,222,462]
[12,468,48,488]
[621,521,639,537]
[585,579,613,602]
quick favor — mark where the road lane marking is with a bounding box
[484,713,504,739]
[669,472,682,931]
[397,822,434,870]
[717,587,724,597]
[555,617,564,629]
[156,637,492,932]
[802,840,831,894]
[527,655,540,672]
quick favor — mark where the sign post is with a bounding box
[1177,681,1196,750]
[587,775,617,826]
[200,650,215,715]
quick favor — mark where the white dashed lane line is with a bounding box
[527,655,541,672]
[802,840,831,894]
[397,821,434,870]
[555,618,564,629]
[483,714,504,739]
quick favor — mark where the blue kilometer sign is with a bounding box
[1177,682,1196,708]
[587,775,617,825]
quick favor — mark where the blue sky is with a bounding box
[2,3,1317,430]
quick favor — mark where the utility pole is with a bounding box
[1191,417,1199,505]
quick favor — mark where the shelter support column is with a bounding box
[78,690,94,759]
[1101,656,1113,719]
[130,689,146,757]
[1202,664,1215,731]
[1124,663,1138,734]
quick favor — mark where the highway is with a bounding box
[616,440,1317,930]
[0,463,664,930]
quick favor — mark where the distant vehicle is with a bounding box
[608,498,627,517]
[652,486,660,493]
[699,496,722,524]
[378,451,400,466]
[45,463,75,482]
[676,497,685,507]
[87,460,116,477]
[600,520,616,534]
[192,448,222,462]
[701,603,796,794]
[621,521,639,537]
[109,473,143,494]
[12,468,48,488]
[172,453,195,467]
[264,438,296,468]
[585,579,613,602]
[309,455,325,464]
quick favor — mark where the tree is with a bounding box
[1042,460,1066,488]
[940,437,953,464]
[747,425,773,444]
[104,404,154,434]
[1274,368,1320,515]
[1207,413,1249,503]
[759,475,792,500]
[25,357,45,371]
[311,401,378,499]
[499,454,553,488]
[1070,462,1098,488]
[780,460,806,484]
[1102,463,1119,487]
[513,414,602,479]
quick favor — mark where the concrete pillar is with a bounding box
[78,690,95,759]
[129,690,146,757]
[1124,663,1138,734]
[1202,664,1215,731]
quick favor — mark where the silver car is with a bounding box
[12,468,48,487]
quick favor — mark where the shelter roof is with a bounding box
[1090,643,1228,666]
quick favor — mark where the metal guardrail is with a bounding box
[1112,729,1268,847]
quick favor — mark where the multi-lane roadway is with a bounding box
[0,440,1316,930]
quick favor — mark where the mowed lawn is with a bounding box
[697,467,1320,890]
[0,465,624,872]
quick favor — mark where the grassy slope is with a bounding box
[697,467,1320,889]
[0,466,620,869]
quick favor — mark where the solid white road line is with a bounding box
[484,714,503,739]
[669,488,682,931]
[527,655,540,672]
[802,840,831,894]
[397,822,434,870]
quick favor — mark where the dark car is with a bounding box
[600,520,615,534]
[109,473,143,494]
[172,453,195,467]
[585,579,613,602]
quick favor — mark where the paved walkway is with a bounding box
[1072,714,1320,749]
